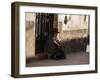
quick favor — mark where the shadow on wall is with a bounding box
[62,36,89,53]
[58,29,89,53]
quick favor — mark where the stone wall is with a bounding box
[25,13,36,58]
[59,29,88,42]
[58,15,89,31]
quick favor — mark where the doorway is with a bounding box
[35,13,54,54]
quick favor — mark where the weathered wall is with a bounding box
[25,13,35,58]
[58,15,89,41]
[58,15,89,31]
[59,29,88,42]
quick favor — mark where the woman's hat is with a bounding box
[53,28,59,33]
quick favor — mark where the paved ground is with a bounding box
[26,52,89,67]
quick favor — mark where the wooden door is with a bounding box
[35,13,54,53]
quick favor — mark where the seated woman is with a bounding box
[45,28,66,60]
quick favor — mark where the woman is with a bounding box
[45,28,66,59]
